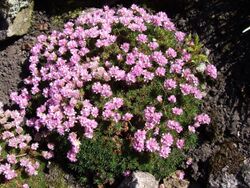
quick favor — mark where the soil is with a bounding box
[0,0,249,187]
[169,1,250,187]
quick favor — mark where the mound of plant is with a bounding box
[1,4,217,186]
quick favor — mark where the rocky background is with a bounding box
[0,0,249,187]
[167,1,250,187]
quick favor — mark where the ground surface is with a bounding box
[0,0,249,187]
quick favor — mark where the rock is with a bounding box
[186,143,220,181]
[7,2,34,37]
[208,171,239,188]
[240,158,250,187]
[0,46,23,104]
[0,30,7,40]
[163,173,189,188]
[46,162,83,188]
[119,171,159,188]
[208,159,250,188]
[0,0,34,40]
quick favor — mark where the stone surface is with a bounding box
[0,11,47,104]
[119,171,159,188]
[170,0,250,187]
[208,172,239,188]
[7,1,33,37]
[163,173,189,188]
[0,0,34,40]
[45,162,83,188]
[239,158,250,188]
[0,44,24,104]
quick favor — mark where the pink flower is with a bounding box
[154,127,160,136]
[23,184,29,188]
[144,106,162,130]
[4,168,17,180]
[133,129,147,152]
[164,79,177,90]
[188,126,196,133]
[67,40,78,49]
[155,67,166,76]
[143,71,154,82]
[47,143,55,150]
[159,146,171,158]
[123,170,131,177]
[205,64,217,79]
[31,143,39,150]
[176,139,185,149]
[168,95,176,103]
[167,120,183,133]
[176,170,185,180]
[136,34,148,43]
[172,107,183,115]
[157,95,163,103]
[10,89,30,109]
[108,66,126,81]
[170,63,182,74]
[145,138,160,152]
[195,113,211,124]
[42,151,54,159]
[148,41,159,50]
[161,133,174,147]
[166,48,177,58]
[7,154,17,164]
[37,34,47,43]
[151,51,168,66]
[186,158,193,166]
[92,82,112,97]
[122,113,133,121]
[121,43,130,52]
[117,54,123,61]
[175,31,185,42]
[180,83,193,95]
[19,158,39,176]
[67,151,77,162]
[193,122,201,128]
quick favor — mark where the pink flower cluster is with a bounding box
[0,163,17,180]
[132,130,147,152]
[67,132,81,162]
[188,113,211,133]
[144,106,162,130]
[103,98,124,122]
[0,102,40,182]
[20,158,40,176]
[92,82,112,97]
[132,108,211,158]
[7,5,217,167]
[205,64,217,79]
[79,100,99,139]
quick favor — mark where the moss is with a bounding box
[51,8,85,28]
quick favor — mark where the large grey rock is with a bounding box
[0,0,34,40]
[119,171,159,188]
